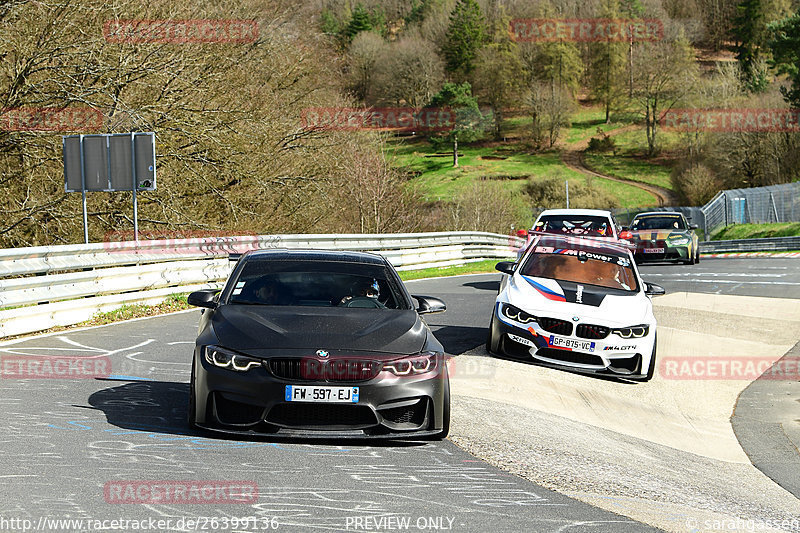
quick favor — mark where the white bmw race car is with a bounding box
[488,234,665,381]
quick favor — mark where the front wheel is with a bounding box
[641,336,657,382]
[486,315,501,355]
[432,370,450,440]
[187,360,198,429]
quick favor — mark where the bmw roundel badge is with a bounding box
[316,350,329,358]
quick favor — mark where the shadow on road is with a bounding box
[429,325,487,355]
[462,280,500,292]
[87,379,429,447]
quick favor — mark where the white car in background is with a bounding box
[517,209,624,260]
[489,233,664,381]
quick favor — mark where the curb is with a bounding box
[732,341,800,498]
[701,252,800,258]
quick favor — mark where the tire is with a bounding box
[486,315,501,355]
[432,368,450,440]
[695,245,700,264]
[642,336,657,382]
[187,359,198,429]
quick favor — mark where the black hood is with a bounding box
[554,280,627,307]
[210,305,427,355]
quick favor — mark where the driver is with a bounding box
[340,279,381,305]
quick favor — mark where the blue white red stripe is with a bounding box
[522,276,566,302]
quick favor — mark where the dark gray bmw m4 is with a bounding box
[186,249,449,440]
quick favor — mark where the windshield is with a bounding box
[631,216,686,230]
[534,215,614,237]
[520,248,639,292]
[226,260,407,309]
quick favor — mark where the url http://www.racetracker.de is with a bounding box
[0,515,281,532]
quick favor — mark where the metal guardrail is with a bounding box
[0,232,523,338]
[700,236,800,254]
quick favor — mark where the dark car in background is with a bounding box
[627,211,700,264]
[186,249,449,440]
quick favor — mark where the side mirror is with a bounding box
[515,229,529,237]
[188,289,220,309]
[495,261,516,275]
[412,295,446,315]
[619,230,633,240]
[689,224,699,230]
[644,282,666,296]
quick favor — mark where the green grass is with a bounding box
[584,153,674,190]
[584,175,657,207]
[600,126,683,154]
[84,293,191,325]
[564,107,635,145]
[388,138,657,208]
[390,140,565,200]
[398,259,505,281]
[711,222,800,240]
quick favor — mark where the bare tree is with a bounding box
[347,31,388,102]
[0,0,376,246]
[529,82,574,149]
[632,29,698,155]
[327,135,429,233]
[371,34,444,107]
[447,180,528,233]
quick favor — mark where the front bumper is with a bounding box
[191,348,448,438]
[491,306,652,379]
[633,242,690,263]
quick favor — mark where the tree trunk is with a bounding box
[453,135,458,168]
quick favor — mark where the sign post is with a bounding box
[63,132,156,243]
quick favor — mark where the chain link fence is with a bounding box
[701,182,800,237]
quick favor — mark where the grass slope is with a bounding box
[712,222,800,240]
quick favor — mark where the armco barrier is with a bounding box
[0,232,523,338]
[699,236,800,254]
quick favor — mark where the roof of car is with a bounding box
[241,249,388,265]
[537,208,614,217]
[533,234,633,257]
[633,211,684,218]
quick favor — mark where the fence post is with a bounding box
[724,192,728,228]
[770,192,780,223]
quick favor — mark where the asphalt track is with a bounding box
[0,257,797,533]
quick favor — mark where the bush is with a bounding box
[446,180,531,233]
[586,130,617,153]
[523,173,620,210]
[671,163,721,206]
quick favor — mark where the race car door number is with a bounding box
[285,385,359,403]
[548,335,596,353]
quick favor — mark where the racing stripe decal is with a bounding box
[522,276,567,302]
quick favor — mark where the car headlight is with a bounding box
[204,345,262,372]
[611,325,650,339]
[501,303,537,324]
[384,352,439,376]
[669,236,690,245]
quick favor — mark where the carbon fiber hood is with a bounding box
[210,305,427,355]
